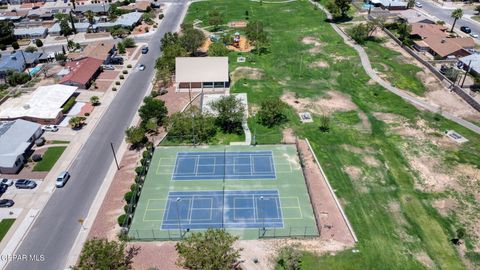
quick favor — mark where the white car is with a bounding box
[55,171,70,188]
[470,32,479,38]
[0,179,13,186]
[415,2,422,7]
[138,64,145,71]
[42,125,59,132]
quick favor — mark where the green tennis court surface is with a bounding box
[128,144,318,240]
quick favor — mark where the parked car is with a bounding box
[141,46,149,54]
[139,64,145,71]
[0,199,14,208]
[1,179,13,186]
[102,65,115,70]
[470,32,479,38]
[415,2,422,8]
[15,179,37,189]
[55,171,70,188]
[110,57,124,65]
[159,87,168,95]
[42,125,58,132]
[460,26,472,34]
[0,184,7,194]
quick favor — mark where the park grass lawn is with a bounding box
[50,140,70,144]
[0,219,15,242]
[472,15,480,22]
[186,0,480,269]
[363,40,427,96]
[33,146,67,172]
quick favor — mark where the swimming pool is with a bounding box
[29,64,43,76]
[362,3,374,9]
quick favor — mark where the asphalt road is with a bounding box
[5,2,188,270]
[416,0,480,34]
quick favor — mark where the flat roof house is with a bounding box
[14,27,48,39]
[67,41,116,64]
[96,11,143,31]
[175,57,229,92]
[0,119,43,174]
[0,84,77,124]
[59,57,103,89]
[0,51,42,79]
[73,4,110,15]
[370,0,407,10]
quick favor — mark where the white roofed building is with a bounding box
[175,57,229,92]
[0,84,77,124]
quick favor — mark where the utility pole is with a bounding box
[110,142,120,170]
[461,60,472,88]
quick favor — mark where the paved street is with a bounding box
[416,0,480,35]
[5,1,188,270]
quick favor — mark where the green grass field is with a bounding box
[0,219,15,242]
[33,146,67,172]
[184,0,480,269]
[129,145,318,240]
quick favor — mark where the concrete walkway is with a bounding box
[310,0,480,135]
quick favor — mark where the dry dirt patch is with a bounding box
[415,251,436,269]
[356,111,372,133]
[432,198,458,217]
[309,60,330,68]
[281,91,358,115]
[230,67,264,84]
[343,166,362,181]
[302,36,322,54]
[281,128,296,144]
[362,155,381,167]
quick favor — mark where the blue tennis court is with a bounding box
[161,190,283,230]
[172,151,276,180]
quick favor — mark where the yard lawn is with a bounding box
[0,219,15,242]
[50,140,70,144]
[186,0,480,269]
[33,146,67,172]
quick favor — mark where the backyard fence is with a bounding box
[258,226,319,239]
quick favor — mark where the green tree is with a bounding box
[245,20,269,54]
[407,0,415,9]
[117,42,126,54]
[397,22,412,44]
[350,23,370,44]
[139,96,168,127]
[208,42,229,56]
[24,46,37,53]
[450,8,463,32]
[155,43,187,72]
[257,98,288,127]
[208,10,224,31]
[85,10,95,24]
[160,32,180,51]
[69,116,86,129]
[176,229,242,270]
[319,114,330,132]
[334,0,352,18]
[0,21,16,48]
[180,28,205,55]
[11,41,19,50]
[125,126,147,147]
[211,95,245,134]
[35,39,43,48]
[5,71,30,86]
[277,246,302,270]
[90,96,100,106]
[166,107,216,144]
[123,37,136,48]
[73,238,139,270]
[60,18,73,38]
[144,117,158,133]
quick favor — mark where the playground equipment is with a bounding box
[209,34,220,42]
[233,32,241,48]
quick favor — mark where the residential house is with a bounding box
[67,41,116,64]
[73,4,110,15]
[370,0,407,10]
[175,57,229,92]
[27,9,54,21]
[0,84,78,124]
[459,54,480,76]
[13,27,48,39]
[414,36,474,59]
[50,22,93,35]
[96,11,143,31]
[0,119,43,174]
[59,57,103,89]
[120,1,151,12]
[0,51,42,78]
[410,23,447,40]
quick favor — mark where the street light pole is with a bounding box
[260,196,265,235]
[175,197,183,238]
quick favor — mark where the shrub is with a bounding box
[62,96,76,113]
[32,154,42,162]
[124,204,132,213]
[159,14,164,19]
[127,64,132,68]
[11,41,19,49]
[112,87,117,91]
[135,175,142,183]
[122,70,128,74]
[84,112,90,116]
[117,214,129,226]
[135,166,144,175]
[115,81,120,85]
[130,183,138,192]
[124,191,133,203]
[6,71,30,86]
[142,150,150,158]
[119,75,124,79]
[145,142,153,150]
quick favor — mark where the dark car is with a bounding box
[15,179,37,189]
[141,47,149,54]
[460,26,471,34]
[0,184,7,194]
[0,199,14,208]
[110,57,124,65]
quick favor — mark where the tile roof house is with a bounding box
[59,57,103,89]
[414,36,474,59]
[0,84,78,124]
[0,119,43,174]
[67,41,116,64]
[410,23,447,39]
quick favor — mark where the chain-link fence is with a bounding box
[258,226,319,239]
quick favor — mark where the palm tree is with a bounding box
[407,0,415,9]
[450,8,463,33]
[85,10,95,25]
